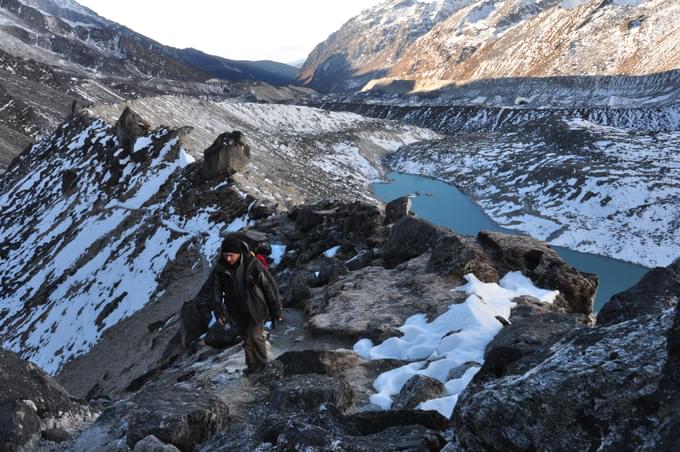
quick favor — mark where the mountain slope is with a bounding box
[300,0,680,93]
[0,100,438,374]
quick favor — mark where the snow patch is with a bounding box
[354,272,558,417]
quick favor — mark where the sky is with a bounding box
[76,0,383,64]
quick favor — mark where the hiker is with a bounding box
[212,235,282,374]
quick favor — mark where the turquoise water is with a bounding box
[372,172,649,312]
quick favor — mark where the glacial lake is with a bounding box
[372,171,649,312]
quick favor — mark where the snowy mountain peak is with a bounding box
[300,0,680,93]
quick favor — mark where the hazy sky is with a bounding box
[76,0,383,64]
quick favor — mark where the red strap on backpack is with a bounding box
[255,254,269,269]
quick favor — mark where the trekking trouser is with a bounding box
[239,321,267,371]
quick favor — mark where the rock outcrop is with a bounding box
[115,106,151,158]
[200,131,251,179]
[453,258,680,451]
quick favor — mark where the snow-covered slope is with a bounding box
[0,101,438,374]
[300,0,680,94]
[388,116,680,267]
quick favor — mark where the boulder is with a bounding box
[197,421,257,452]
[125,385,229,450]
[392,375,446,410]
[335,425,445,451]
[477,230,598,314]
[347,409,451,435]
[383,216,440,268]
[133,435,181,452]
[270,374,354,413]
[307,256,346,288]
[281,272,312,308]
[427,231,498,282]
[384,196,411,224]
[115,107,150,157]
[41,427,71,443]
[275,350,361,377]
[306,254,467,341]
[0,348,88,451]
[474,296,589,384]
[285,201,386,267]
[200,131,250,179]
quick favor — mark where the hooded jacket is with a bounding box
[212,242,281,325]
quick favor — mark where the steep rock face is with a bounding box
[0,109,246,374]
[299,0,461,92]
[453,258,680,451]
[0,347,92,451]
[301,0,680,93]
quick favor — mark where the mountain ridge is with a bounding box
[299,0,680,93]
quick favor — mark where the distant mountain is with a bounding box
[177,48,299,86]
[299,0,680,93]
[0,0,299,84]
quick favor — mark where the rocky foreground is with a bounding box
[1,107,679,451]
[2,193,679,450]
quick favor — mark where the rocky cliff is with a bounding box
[300,0,680,94]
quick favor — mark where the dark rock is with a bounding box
[61,169,78,195]
[115,107,150,156]
[385,196,411,224]
[383,216,440,268]
[197,421,257,452]
[597,265,679,327]
[125,385,229,451]
[262,418,334,450]
[270,374,354,413]
[427,232,498,282]
[249,202,277,220]
[282,272,311,308]
[0,400,41,451]
[295,207,325,233]
[204,324,240,349]
[41,427,71,442]
[133,434,181,451]
[474,296,588,383]
[308,256,346,288]
[286,201,385,267]
[337,425,445,451]
[0,348,86,451]
[347,409,451,435]
[392,375,446,410]
[346,248,380,271]
[200,131,251,179]
[477,230,598,314]
[275,350,361,377]
[453,259,680,451]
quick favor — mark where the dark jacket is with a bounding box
[212,244,281,326]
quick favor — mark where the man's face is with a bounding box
[222,252,240,266]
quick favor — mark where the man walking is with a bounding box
[212,235,282,374]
